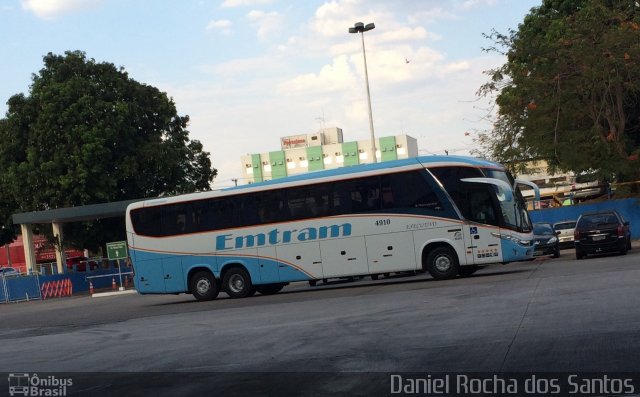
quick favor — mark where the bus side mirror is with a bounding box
[515,179,540,201]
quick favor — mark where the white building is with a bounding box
[240,127,418,184]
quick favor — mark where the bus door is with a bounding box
[460,178,511,264]
[463,224,502,265]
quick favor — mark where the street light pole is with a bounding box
[349,22,377,163]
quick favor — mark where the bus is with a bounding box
[125,155,539,301]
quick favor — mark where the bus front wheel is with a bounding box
[190,271,220,301]
[425,247,460,280]
[223,268,255,298]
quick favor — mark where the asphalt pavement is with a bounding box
[1,246,640,396]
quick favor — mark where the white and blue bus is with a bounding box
[126,155,539,301]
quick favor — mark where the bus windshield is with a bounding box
[429,166,532,233]
[483,169,532,233]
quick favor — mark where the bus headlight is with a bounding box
[491,232,533,247]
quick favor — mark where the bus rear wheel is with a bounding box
[190,271,220,301]
[256,283,286,295]
[424,247,460,280]
[223,268,255,298]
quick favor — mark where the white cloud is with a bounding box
[221,0,273,8]
[246,10,283,40]
[21,0,103,19]
[407,8,458,23]
[457,0,498,11]
[279,55,356,95]
[206,19,233,35]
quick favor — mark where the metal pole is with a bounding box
[118,259,124,291]
[5,244,11,267]
[360,31,377,163]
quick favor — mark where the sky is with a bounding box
[0,0,541,189]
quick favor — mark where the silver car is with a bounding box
[553,220,577,249]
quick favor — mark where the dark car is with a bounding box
[533,222,560,258]
[553,220,577,249]
[574,210,632,260]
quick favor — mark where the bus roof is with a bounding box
[129,155,503,209]
[227,155,502,192]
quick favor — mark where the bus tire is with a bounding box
[424,246,459,280]
[256,283,285,295]
[458,265,479,277]
[223,267,255,298]
[190,271,219,301]
[371,274,379,280]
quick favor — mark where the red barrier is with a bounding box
[40,279,73,299]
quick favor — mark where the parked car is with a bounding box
[574,210,632,260]
[553,220,577,249]
[533,222,560,258]
[0,266,20,277]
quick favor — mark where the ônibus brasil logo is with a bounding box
[8,373,72,397]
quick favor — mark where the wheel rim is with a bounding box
[196,278,211,295]
[434,255,452,272]
[228,274,245,293]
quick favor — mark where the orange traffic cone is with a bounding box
[111,277,116,290]
[89,281,94,295]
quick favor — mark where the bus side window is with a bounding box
[259,189,288,224]
[311,191,329,216]
[287,184,331,219]
[381,185,394,208]
[331,180,353,215]
[238,194,260,226]
[352,176,380,212]
[287,186,311,219]
[382,171,443,212]
[467,187,498,226]
[131,206,162,236]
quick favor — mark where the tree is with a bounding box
[477,0,640,185]
[0,51,217,250]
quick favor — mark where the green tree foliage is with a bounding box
[477,0,640,183]
[0,51,216,249]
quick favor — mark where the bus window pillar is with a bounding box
[20,224,37,275]
[52,222,66,275]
